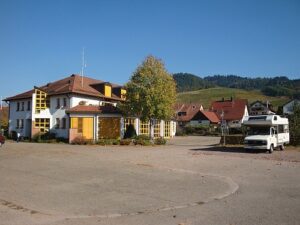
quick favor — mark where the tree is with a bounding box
[122,55,176,139]
[289,103,300,146]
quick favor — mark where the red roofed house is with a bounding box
[4,74,176,142]
[174,103,203,127]
[189,110,220,126]
[210,98,249,129]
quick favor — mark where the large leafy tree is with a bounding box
[122,55,176,138]
[289,102,300,145]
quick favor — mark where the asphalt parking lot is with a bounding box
[0,136,299,225]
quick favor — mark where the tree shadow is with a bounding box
[189,146,267,154]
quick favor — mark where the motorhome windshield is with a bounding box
[247,127,270,135]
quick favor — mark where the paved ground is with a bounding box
[0,136,299,225]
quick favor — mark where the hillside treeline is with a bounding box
[173,73,300,98]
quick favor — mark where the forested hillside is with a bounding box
[173,73,300,98]
[173,73,214,92]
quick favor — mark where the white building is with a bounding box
[283,99,300,115]
[249,100,275,115]
[4,74,176,142]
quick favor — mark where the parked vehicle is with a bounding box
[242,115,289,153]
[0,134,5,147]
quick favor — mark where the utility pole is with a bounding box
[81,47,87,88]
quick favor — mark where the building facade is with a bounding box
[283,99,300,115]
[4,74,176,142]
[210,98,249,129]
[249,100,275,115]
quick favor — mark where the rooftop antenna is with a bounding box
[81,47,87,88]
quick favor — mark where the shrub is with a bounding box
[135,139,151,146]
[71,136,90,145]
[32,132,43,143]
[96,139,120,145]
[120,139,132,145]
[135,135,150,141]
[42,132,56,140]
[154,137,167,145]
[124,124,137,139]
[134,135,152,146]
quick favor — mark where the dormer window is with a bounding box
[178,112,187,116]
[121,89,126,100]
[104,83,112,97]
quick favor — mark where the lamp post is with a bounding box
[221,110,226,146]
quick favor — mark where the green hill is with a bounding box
[176,87,290,110]
[173,73,300,98]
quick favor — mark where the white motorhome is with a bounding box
[242,115,289,153]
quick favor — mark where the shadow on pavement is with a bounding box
[189,146,267,154]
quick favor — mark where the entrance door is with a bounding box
[71,117,94,140]
[25,119,32,138]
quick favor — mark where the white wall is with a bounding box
[8,99,32,137]
[283,100,300,115]
[49,95,70,138]
[189,120,210,126]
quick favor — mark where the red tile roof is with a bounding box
[174,103,203,122]
[191,110,220,124]
[202,111,220,123]
[66,104,121,114]
[210,99,248,121]
[4,74,124,101]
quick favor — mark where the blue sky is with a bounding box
[0,0,299,98]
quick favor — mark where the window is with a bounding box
[27,101,31,111]
[21,102,25,111]
[121,89,127,100]
[35,118,50,133]
[164,121,170,137]
[20,119,24,129]
[35,89,50,113]
[139,121,149,135]
[17,102,20,111]
[124,118,135,131]
[154,120,160,137]
[16,119,24,129]
[104,84,112,97]
[178,112,187,116]
[61,118,66,129]
[63,98,67,107]
[55,118,60,129]
[56,98,61,109]
[278,125,284,134]
[78,118,83,133]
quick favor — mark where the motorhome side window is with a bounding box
[278,125,284,133]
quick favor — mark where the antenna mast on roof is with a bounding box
[81,47,86,88]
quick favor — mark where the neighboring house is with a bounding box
[283,99,300,115]
[249,100,275,115]
[4,74,176,142]
[174,103,203,127]
[210,98,249,129]
[189,110,220,126]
